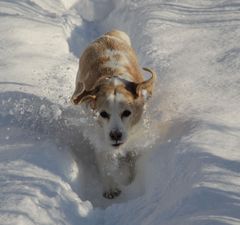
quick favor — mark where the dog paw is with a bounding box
[103,188,121,199]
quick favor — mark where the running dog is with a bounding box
[71,30,156,199]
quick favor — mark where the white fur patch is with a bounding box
[103,60,123,70]
[112,77,123,86]
[104,34,131,46]
[104,49,129,60]
[115,92,128,103]
[103,50,129,66]
[141,89,148,100]
[106,87,128,104]
[107,93,115,103]
[120,73,133,81]
[104,49,121,58]
[117,32,131,46]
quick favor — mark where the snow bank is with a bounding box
[0,0,240,224]
[0,1,93,224]
[100,1,240,224]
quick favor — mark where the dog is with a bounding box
[71,30,156,199]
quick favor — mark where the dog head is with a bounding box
[72,68,156,149]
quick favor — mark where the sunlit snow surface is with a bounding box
[0,0,240,224]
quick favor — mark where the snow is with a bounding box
[0,0,240,224]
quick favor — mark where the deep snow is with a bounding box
[0,0,240,224]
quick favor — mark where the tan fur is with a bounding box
[71,29,156,106]
[72,30,145,102]
[83,36,142,85]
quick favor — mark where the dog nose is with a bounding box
[109,130,122,141]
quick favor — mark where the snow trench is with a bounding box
[0,0,240,225]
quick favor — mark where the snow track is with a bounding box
[1,0,240,224]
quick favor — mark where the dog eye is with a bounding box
[100,111,110,119]
[121,110,131,118]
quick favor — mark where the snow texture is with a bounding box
[0,0,240,224]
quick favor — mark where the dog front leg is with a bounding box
[118,151,138,184]
[96,152,121,199]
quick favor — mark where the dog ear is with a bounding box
[79,94,97,109]
[136,67,157,100]
[71,82,84,104]
[71,82,97,109]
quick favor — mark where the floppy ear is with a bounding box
[136,67,157,100]
[71,82,97,109]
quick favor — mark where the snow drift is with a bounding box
[0,0,240,224]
